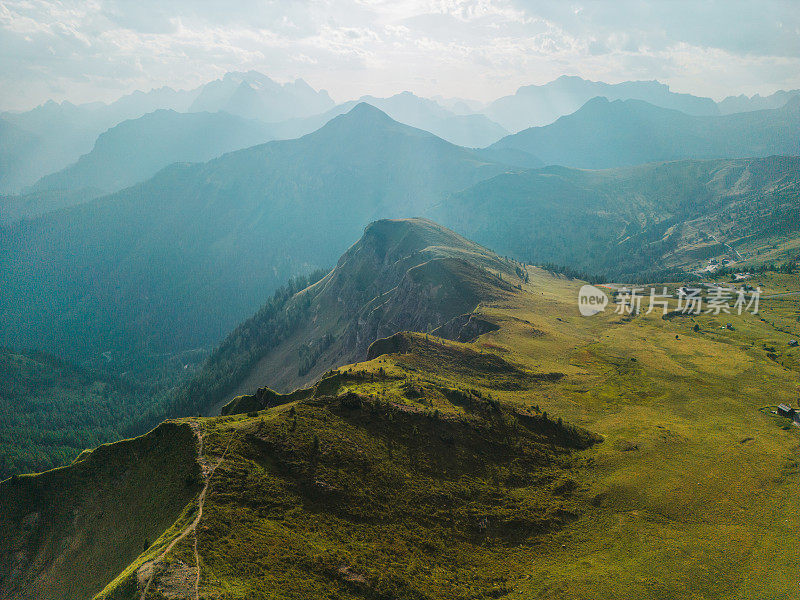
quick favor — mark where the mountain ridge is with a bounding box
[483,75,720,131]
[490,96,800,169]
[31,110,279,196]
[179,217,518,416]
[0,71,333,193]
[188,70,335,121]
[430,155,800,279]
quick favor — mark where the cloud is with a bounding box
[0,0,798,110]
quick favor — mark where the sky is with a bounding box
[1,0,799,111]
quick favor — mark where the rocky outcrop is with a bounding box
[432,314,500,343]
[221,386,314,416]
[341,257,512,359]
[366,332,413,361]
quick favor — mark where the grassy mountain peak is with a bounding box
[177,218,520,415]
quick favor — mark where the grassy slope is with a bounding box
[4,266,800,599]
[188,266,800,599]
[99,338,600,599]
[195,218,519,413]
[0,422,201,600]
[480,269,800,599]
[0,349,159,478]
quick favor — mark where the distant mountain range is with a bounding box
[0,89,197,192]
[314,92,508,148]
[187,70,335,121]
[32,110,278,196]
[0,72,334,193]
[7,89,507,202]
[4,72,800,196]
[29,91,508,199]
[491,96,800,169]
[19,86,800,212]
[717,89,800,114]
[482,75,720,132]
[480,77,800,132]
[0,104,510,372]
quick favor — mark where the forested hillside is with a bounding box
[0,349,155,478]
[431,156,800,279]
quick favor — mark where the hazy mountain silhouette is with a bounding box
[268,92,508,148]
[188,71,334,121]
[0,72,332,192]
[0,104,509,370]
[33,110,278,196]
[482,75,720,131]
[717,89,800,114]
[490,96,800,168]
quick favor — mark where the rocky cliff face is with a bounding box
[341,256,512,357]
